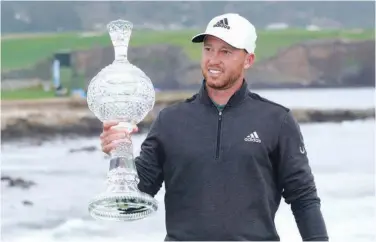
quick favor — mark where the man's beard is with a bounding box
[203,71,241,90]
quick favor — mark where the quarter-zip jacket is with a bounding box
[135,80,328,241]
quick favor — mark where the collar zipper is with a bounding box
[215,111,223,160]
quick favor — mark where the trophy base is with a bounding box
[88,191,158,221]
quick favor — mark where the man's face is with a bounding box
[201,35,254,90]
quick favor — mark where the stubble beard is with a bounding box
[203,70,241,91]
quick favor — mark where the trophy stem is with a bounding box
[106,121,139,193]
[114,46,129,63]
[109,121,135,159]
[106,157,139,193]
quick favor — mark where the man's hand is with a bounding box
[100,121,139,155]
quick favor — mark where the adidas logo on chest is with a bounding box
[244,131,261,143]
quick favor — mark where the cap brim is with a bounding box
[191,32,246,52]
[191,33,207,43]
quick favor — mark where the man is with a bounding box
[100,13,329,241]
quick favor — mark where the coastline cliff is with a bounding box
[1,96,374,143]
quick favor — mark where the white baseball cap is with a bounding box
[191,13,257,53]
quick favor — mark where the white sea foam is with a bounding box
[253,87,374,110]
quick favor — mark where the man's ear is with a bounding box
[244,53,255,70]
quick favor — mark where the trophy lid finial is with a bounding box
[107,19,133,47]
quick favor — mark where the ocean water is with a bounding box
[253,87,375,110]
[1,88,375,242]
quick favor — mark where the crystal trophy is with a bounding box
[86,19,158,221]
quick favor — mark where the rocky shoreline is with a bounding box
[1,97,374,144]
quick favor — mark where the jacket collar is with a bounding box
[197,79,250,108]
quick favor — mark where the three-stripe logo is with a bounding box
[213,18,230,29]
[244,131,261,143]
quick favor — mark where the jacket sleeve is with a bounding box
[276,111,329,241]
[135,112,165,197]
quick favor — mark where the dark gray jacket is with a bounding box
[135,80,328,241]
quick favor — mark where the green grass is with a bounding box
[1,28,374,100]
[1,86,56,100]
[1,68,74,100]
[2,28,374,71]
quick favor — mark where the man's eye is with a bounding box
[221,50,231,55]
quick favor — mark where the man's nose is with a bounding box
[208,53,221,65]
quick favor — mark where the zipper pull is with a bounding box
[219,111,222,120]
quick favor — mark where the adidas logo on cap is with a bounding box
[213,18,230,30]
[191,13,257,54]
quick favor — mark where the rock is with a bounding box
[1,175,36,189]
[246,39,375,88]
[0,96,374,143]
[69,145,97,153]
[291,108,375,123]
[72,44,193,91]
[22,200,33,206]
